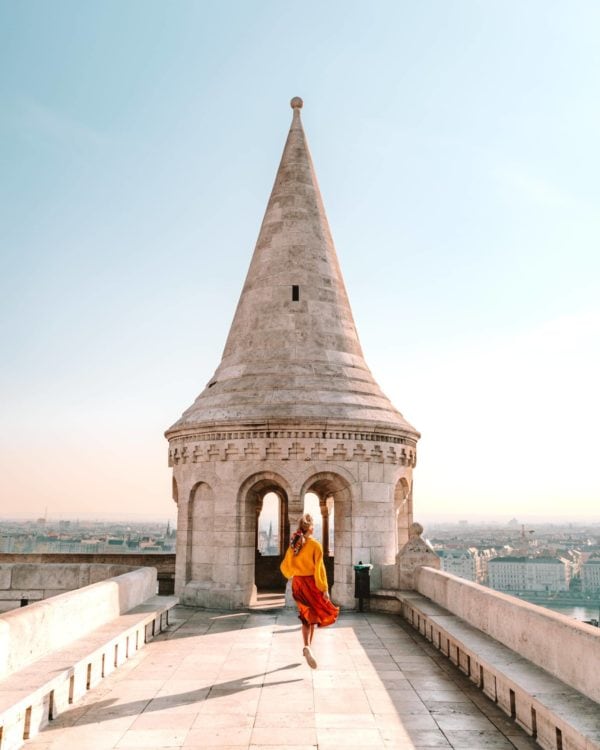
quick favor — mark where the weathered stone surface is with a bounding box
[415,566,600,706]
[0,563,148,614]
[166,100,419,609]
[398,586,600,750]
[0,566,11,590]
[11,564,80,591]
[0,567,157,678]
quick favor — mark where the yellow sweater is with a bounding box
[280,537,328,592]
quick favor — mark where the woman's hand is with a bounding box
[323,591,330,600]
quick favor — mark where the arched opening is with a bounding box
[241,473,290,597]
[299,472,353,604]
[256,492,281,556]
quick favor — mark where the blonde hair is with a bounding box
[290,513,314,555]
[298,513,314,534]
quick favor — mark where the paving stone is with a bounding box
[23,607,542,750]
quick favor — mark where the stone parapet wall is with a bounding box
[416,566,600,705]
[0,567,157,678]
[0,554,176,597]
[0,563,144,613]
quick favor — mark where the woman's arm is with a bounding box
[313,541,329,593]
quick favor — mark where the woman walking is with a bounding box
[280,513,339,669]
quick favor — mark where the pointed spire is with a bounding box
[167,99,418,438]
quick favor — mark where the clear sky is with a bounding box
[1,1,599,522]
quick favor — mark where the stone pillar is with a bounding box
[173,475,194,597]
[174,495,189,596]
[332,496,354,607]
[285,495,304,608]
[180,484,255,609]
[320,498,329,557]
[255,496,264,552]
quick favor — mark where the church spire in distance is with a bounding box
[167,98,418,439]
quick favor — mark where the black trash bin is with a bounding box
[353,561,373,612]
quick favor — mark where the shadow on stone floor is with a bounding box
[24,609,541,749]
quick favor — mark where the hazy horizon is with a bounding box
[2,511,599,528]
[1,2,598,520]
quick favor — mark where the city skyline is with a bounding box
[1,2,599,520]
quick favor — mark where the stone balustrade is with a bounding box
[0,567,176,750]
[0,554,176,598]
[414,566,600,705]
[0,562,148,614]
[380,567,600,750]
[0,567,157,679]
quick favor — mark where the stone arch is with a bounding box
[299,470,354,606]
[238,471,292,596]
[187,481,215,585]
[238,470,293,505]
[394,476,413,553]
[298,464,357,497]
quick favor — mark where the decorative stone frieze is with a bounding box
[169,437,416,468]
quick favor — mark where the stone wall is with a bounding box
[0,563,148,613]
[0,554,175,598]
[172,443,415,608]
[416,566,600,705]
[0,567,157,679]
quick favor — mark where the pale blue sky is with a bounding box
[1,1,599,520]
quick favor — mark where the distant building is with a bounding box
[581,557,600,593]
[477,548,498,584]
[488,556,570,593]
[437,549,477,582]
[435,547,495,584]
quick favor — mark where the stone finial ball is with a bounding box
[290,96,304,109]
[409,522,424,538]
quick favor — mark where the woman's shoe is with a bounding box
[303,646,317,669]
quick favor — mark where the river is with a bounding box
[541,603,600,623]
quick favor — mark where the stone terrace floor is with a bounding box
[24,605,541,750]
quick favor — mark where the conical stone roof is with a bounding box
[167,98,418,440]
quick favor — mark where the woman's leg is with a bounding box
[301,622,310,647]
[302,622,317,668]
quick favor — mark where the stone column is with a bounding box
[320,498,329,557]
[254,496,264,552]
[331,495,354,608]
[173,474,193,597]
[285,495,304,607]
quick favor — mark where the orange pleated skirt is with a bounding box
[292,575,339,627]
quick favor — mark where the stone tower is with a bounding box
[166,98,420,608]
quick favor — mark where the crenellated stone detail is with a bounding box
[169,436,417,468]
